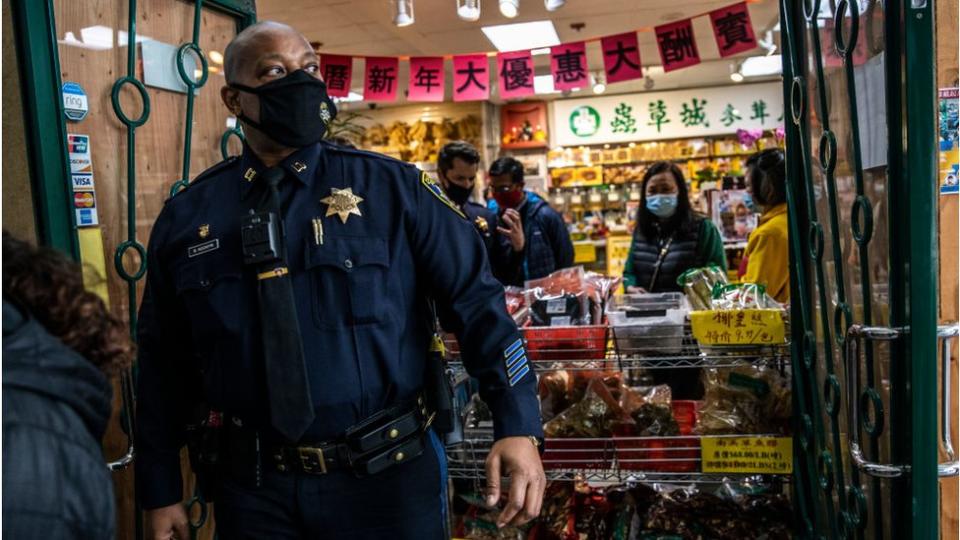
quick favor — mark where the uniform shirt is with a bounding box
[461,201,522,286]
[741,203,789,303]
[135,142,542,509]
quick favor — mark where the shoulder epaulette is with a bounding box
[165,156,239,203]
[320,141,413,168]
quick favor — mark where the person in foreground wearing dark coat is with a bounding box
[2,231,135,540]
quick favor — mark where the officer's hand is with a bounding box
[484,436,545,528]
[145,503,189,540]
[497,209,525,252]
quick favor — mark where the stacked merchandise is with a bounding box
[448,267,794,540]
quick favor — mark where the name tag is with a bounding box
[188,239,220,258]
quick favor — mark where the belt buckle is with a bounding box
[298,446,327,475]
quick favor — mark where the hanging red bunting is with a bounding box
[655,19,701,72]
[452,54,490,101]
[497,50,535,100]
[709,2,757,57]
[363,56,399,101]
[550,41,588,91]
[601,32,643,83]
[320,54,353,98]
[408,57,445,102]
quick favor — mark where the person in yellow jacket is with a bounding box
[739,149,790,304]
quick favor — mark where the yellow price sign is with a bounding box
[573,241,597,264]
[701,436,793,474]
[690,309,786,345]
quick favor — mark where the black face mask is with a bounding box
[231,69,338,148]
[442,175,473,206]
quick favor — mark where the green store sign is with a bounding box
[569,105,600,137]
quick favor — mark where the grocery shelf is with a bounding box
[446,430,791,484]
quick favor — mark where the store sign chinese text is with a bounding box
[551,82,784,146]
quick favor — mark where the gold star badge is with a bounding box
[320,187,364,224]
[198,224,210,239]
[474,216,489,233]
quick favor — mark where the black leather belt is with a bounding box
[265,398,434,477]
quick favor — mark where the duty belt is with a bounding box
[266,397,435,477]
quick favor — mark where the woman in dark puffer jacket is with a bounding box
[2,231,134,539]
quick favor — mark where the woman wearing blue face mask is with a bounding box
[622,161,727,294]
[621,162,726,399]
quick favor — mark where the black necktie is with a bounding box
[256,167,315,441]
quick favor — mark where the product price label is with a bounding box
[690,309,786,345]
[573,242,596,264]
[701,436,793,474]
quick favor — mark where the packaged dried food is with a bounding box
[543,376,632,438]
[677,266,728,311]
[695,364,791,435]
[710,282,781,310]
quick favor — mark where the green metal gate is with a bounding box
[779,0,943,538]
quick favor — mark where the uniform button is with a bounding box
[277,464,287,472]
[388,428,400,440]
[274,454,283,462]
[394,451,405,462]
[199,279,210,288]
[344,259,353,269]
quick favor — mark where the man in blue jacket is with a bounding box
[488,157,575,286]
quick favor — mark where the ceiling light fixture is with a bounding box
[592,71,606,94]
[394,0,415,27]
[481,20,560,51]
[545,0,566,10]
[729,62,744,82]
[499,0,519,18]
[208,50,224,64]
[741,55,783,77]
[456,0,481,21]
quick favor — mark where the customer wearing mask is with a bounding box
[623,161,726,294]
[621,162,726,398]
[3,231,134,539]
[739,149,789,303]
[437,141,521,284]
[488,156,574,286]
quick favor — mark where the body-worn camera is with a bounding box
[241,210,283,265]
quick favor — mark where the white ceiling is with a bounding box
[256,0,783,105]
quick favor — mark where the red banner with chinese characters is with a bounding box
[601,32,643,84]
[709,2,757,58]
[656,19,701,72]
[497,50,535,100]
[320,54,353,98]
[550,41,588,91]
[408,57,445,102]
[452,54,490,101]
[363,56,399,101]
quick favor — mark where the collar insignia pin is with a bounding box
[243,168,257,182]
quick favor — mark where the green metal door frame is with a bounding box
[7,0,255,258]
[9,0,79,259]
[782,0,941,538]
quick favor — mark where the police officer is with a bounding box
[436,141,523,285]
[137,21,545,540]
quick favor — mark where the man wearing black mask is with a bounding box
[437,141,523,284]
[137,22,545,540]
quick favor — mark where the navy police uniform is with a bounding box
[461,200,522,286]
[135,141,543,538]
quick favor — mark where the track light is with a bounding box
[394,0,414,27]
[457,0,481,21]
[499,0,519,18]
[729,61,744,82]
[545,0,565,10]
[592,72,606,94]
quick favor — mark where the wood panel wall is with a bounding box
[938,0,959,538]
[53,1,240,538]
